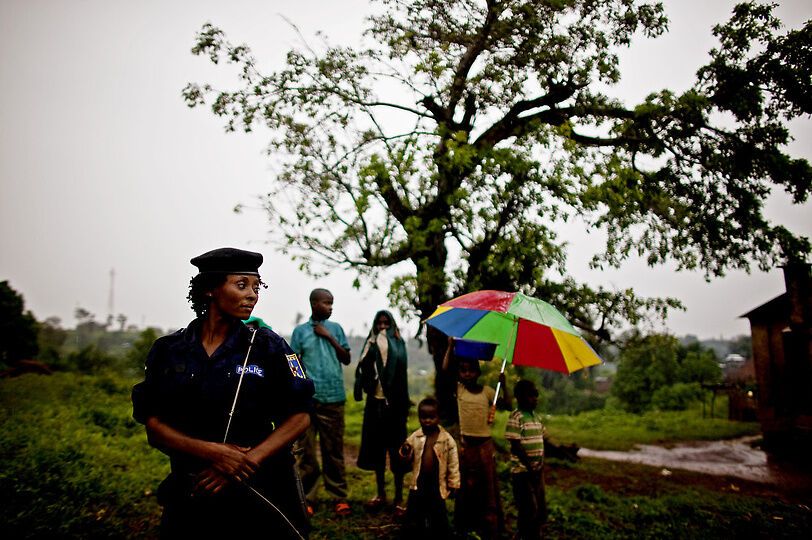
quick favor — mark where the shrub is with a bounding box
[67,345,115,374]
[613,334,721,413]
[0,372,166,537]
[651,382,705,411]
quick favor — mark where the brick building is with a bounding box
[742,263,812,460]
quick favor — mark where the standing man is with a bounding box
[290,288,352,516]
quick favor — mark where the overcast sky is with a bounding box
[1,0,810,339]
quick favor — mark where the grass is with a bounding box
[537,405,760,451]
[541,459,812,539]
[0,372,166,538]
[1,372,804,539]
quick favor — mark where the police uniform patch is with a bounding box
[236,364,264,377]
[286,354,306,379]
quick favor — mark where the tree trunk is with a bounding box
[412,231,458,425]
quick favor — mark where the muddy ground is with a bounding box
[346,439,812,505]
[314,442,812,539]
[548,456,812,505]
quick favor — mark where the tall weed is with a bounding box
[0,372,166,538]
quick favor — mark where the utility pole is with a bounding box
[108,268,115,319]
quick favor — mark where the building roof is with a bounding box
[740,293,789,322]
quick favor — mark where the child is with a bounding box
[442,339,509,540]
[504,379,547,540]
[398,397,460,539]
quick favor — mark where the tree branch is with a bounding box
[447,1,499,113]
[569,131,639,147]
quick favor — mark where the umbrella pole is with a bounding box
[489,318,517,423]
[493,358,507,405]
[488,358,507,424]
[493,317,518,407]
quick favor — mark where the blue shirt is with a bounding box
[290,318,350,404]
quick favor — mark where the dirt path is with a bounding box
[345,437,811,503]
[574,436,812,502]
[547,455,812,505]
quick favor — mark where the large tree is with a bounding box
[184,0,810,341]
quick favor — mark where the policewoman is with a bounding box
[132,248,314,539]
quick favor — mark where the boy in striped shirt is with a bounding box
[504,380,547,540]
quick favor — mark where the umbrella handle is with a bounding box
[489,358,508,424]
[492,358,507,406]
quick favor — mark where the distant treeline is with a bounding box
[3,280,749,416]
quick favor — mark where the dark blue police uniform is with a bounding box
[132,318,314,539]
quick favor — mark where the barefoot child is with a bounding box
[442,338,509,540]
[505,379,547,540]
[399,397,460,539]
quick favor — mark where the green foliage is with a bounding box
[0,372,166,538]
[727,334,753,358]
[539,407,758,451]
[498,364,608,415]
[612,334,721,413]
[651,382,705,411]
[66,345,116,374]
[0,280,39,366]
[545,471,812,539]
[574,483,610,504]
[2,370,792,539]
[37,317,68,368]
[124,327,160,376]
[33,310,162,375]
[543,378,608,415]
[184,0,811,340]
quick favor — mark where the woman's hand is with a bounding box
[204,442,258,482]
[193,467,232,496]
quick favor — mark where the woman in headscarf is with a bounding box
[354,310,410,515]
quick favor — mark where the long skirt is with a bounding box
[455,436,503,540]
[357,397,408,472]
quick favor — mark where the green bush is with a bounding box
[0,372,166,538]
[651,382,705,411]
[612,334,721,413]
[124,328,160,376]
[66,345,115,374]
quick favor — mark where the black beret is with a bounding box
[190,247,263,275]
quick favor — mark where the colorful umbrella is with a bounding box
[426,290,602,374]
